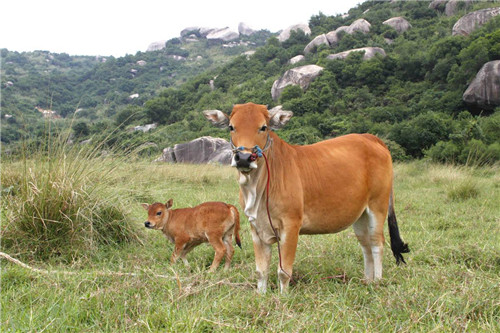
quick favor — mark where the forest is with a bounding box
[1,0,499,164]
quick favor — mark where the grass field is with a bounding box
[1,161,499,332]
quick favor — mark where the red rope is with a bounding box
[261,152,292,283]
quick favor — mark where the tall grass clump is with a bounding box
[0,127,140,261]
[447,178,481,201]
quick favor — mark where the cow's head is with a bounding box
[142,199,173,229]
[204,103,292,173]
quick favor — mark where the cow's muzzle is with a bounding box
[234,151,258,170]
[144,221,152,228]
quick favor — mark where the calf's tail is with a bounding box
[230,205,242,249]
[388,189,410,265]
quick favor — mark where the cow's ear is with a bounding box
[141,203,149,211]
[269,106,293,130]
[165,199,173,209]
[203,109,229,128]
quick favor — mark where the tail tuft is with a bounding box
[230,205,242,249]
[392,241,410,265]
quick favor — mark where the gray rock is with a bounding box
[326,47,386,61]
[278,23,311,42]
[326,30,340,45]
[324,18,371,47]
[289,55,306,65]
[463,60,500,110]
[429,0,447,11]
[452,7,500,36]
[133,123,157,132]
[445,0,474,16]
[199,27,217,37]
[207,27,239,42]
[180,26,201,37]
[156,136,232,165]
[304,34,329,54]
[271,65,324,101]
[347,18,371,34]
[238,22,255,36]
[147,41,166,52]
[383,17,412,33]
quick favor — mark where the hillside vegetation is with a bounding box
[2,1,500,164]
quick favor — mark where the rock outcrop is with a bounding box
[463,60,500,110]
[327,19,371,46]
[238,22,255,36]
[303,19,372,54]
[289,55,306,65]
[326,47,386,61]
[278,23,311,42]
[429,0,474,16]
[156,136,232,165]
[207,27,239,42]
[147,41,166,52]
[304,34,329,54]
[271,65,324,101]
[452,7,500,36]
[383,17,412,33]
[345,18,372,34]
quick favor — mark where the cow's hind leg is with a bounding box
[352,211,374,281]
[353,207,385,282]
[207,235,227,272]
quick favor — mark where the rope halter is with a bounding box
[230,133,273,161]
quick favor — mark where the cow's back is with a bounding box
[177,202,233,235]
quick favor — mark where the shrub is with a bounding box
[0,134,140,261]
[426,141,461,164]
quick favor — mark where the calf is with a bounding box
[142,199,241,272]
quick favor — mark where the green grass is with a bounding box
[1,161,499,332]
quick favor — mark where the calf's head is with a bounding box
[142,199,173,230]
[203,103,292,173]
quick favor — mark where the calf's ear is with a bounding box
[203,110,229,128]
[269,106,293,130]
[141,203,149,210]
[165,199,174,209]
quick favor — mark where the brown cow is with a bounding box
[204,103,409,293]
[142,200,241,272]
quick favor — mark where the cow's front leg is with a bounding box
[277,226,299,294]
[250,224,272,294]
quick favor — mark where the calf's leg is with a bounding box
[207,235,227,272]
[223,232,235,270]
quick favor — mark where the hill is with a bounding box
[1,0,500,164]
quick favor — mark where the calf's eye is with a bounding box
[228,125,234,131]
[260,125,267,132]
[156,211,162,216]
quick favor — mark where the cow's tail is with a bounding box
[388,189,410,265]
[230,205,242,249]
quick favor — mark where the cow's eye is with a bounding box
[228,125,234,131]
[156,211,162,216]
[259,125,267,132]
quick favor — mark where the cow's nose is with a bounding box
[144,221,151,228]
[234,151,253,168]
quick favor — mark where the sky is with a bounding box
[2,0,363,57]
